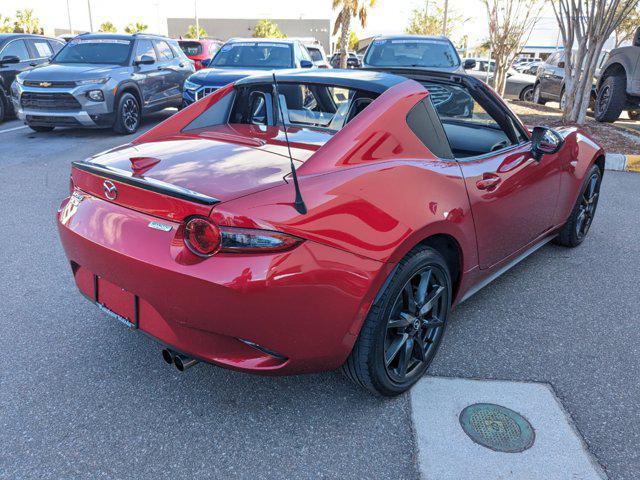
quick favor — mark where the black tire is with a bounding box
[627,109,640,121]
[554,164,602,248]
[520,85,534,102]
[341,246,452,396]
[533,83,546,105]
[28,125,54,132]
[113,92,141,134]
[0,90,6,123]
[595,74,626,123]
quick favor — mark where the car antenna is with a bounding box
[272,72,307,215]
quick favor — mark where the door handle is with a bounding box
[29,62,38,67]
[476,175,501,190]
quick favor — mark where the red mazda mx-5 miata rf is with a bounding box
[57,69,604,395]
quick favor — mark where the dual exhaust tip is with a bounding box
[162,348,198,371]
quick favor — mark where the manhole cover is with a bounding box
[459,403,535,453]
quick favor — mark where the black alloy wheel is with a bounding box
[575,170,600,241]
[384,267,447,383]
[113,92,141,134]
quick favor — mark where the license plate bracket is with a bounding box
[94,275,139,329]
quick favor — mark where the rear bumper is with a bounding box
[57,192,389,375]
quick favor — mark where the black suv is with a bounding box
[11,33,194,134]
[0,33,65,122]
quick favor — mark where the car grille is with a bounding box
[23,80,77,88]
[195,86,219,101]
[26,115,81,126]
[21,92,81,111]
[426,84,454,107]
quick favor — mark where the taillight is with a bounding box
[185,218,221,256]
[184,218,303,256]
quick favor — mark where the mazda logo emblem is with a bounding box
[103,180,118,200]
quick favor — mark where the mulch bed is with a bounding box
[508,100,640,155]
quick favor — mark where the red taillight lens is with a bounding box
[183,219,303,257]
[185,218,221,256]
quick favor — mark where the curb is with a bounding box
[605,153,640,172]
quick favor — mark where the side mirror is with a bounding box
[134,55,155,66]
[300,59,313,69]
[634,26,640,47]
[531,126,564,160]
[0,55,20,65]
[463,58,476,70]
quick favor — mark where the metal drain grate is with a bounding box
[459,403,535,453]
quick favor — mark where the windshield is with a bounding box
[178,41,202,56]
[307,47,323,62]
[54,38,132,64]
[365,38,459,68]
[211,42,293,68]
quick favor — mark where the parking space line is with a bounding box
[0,125,28,134]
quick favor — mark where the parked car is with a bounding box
[0,33,64,122]
[361,35,475,73]
[178,38,223,71]
[11,33,194,134]
[182,38,314,106]
[57,68,604,396]
[595,27,640,122]
[533,50,602,110]
[301,41,330,68]
[465,59,536,101]
[330,51,361,68]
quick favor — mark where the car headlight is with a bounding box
[184,80,200,91]
[77,78,109,86]
[15,75,24,85]
[87,90,104,101]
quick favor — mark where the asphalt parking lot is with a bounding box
[1,113,639,479]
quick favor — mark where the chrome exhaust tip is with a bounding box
[174,353,198,372]
[161,348,175,365]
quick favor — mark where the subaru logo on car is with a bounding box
[103,180,118,200]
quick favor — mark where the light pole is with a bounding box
[87,0,94,32]
[442,0,449,36]
[194,0,200,39]
[66,0,73,34]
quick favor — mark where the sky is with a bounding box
[4,0,561,48]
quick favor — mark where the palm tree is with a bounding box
[0,15,12,34]
[14,9,40,34]
[99,21,117,33]
[124,22,148,34]
[332,0,375,68]
[185,24,207,39]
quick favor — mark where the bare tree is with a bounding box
[552,0,639,124]
[483,0,543,96]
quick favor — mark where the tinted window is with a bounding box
[211,42,293,68]
[406,99,454,159]
[179,41,202,56]
[307,47,323,62]
[54,38,132,64]
[135,39,156,61]
[1,40,30,61]
[155,40,174,61]
[49,40,65,54]
[29,39,53,58]
[365,38,459,68]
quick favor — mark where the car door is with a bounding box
[548,52,565,99]
[428,79,563,269]
[537,53,556,96]
[153,39,182,105]
[132,39,162,107]
[0,39,33,92]
[25,38,54,68]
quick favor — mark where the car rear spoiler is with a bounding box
[71,160,220,206]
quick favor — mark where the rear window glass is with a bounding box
[179,41,202,56]
[211,42,293,68]
[276,84,354,131]
[54,38,131,64]
[307,47,323,62]
[365,38,459,68]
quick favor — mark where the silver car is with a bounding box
[11,33,194,134]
